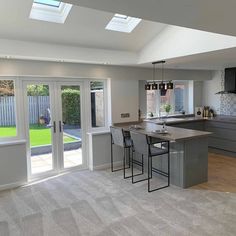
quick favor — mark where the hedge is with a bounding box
[62,89,80,126]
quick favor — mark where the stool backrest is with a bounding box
[110,126,125,147]
[130,131,149,156]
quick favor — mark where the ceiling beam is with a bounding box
[63,0,236,36]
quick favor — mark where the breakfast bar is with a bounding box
[115,122,211,188]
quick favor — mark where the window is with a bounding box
[90,81,105,128]
[0,80,17,138]
[30,0,72,24]
[146,81,189,117]
[34,0,61,7]
[105,13,142,33]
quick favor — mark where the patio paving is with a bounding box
[31,149,82,174]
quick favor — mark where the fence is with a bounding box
[0,96,50,126]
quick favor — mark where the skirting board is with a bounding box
[0,181,26,191]
[93,161,123,170]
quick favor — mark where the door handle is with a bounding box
[53,121,56,133]
[59,121,63,133]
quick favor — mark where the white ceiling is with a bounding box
[1,0,236,70]
[164,48,236,70]
[0,0,166,52]
[65,0,236,37]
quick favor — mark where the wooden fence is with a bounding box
[0,96,50,126]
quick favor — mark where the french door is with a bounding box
[23,80,85,179]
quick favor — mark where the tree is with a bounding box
[27,85,49,96]
[0,80,14,96]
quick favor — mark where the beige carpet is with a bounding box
[0,169,235,236]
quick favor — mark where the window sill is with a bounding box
[0,140,26,147]
[87,130,110,136]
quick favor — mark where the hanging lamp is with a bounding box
[151,63,158,90]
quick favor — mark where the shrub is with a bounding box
[62,89,80,126]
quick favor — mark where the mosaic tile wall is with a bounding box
[219,71,236,116]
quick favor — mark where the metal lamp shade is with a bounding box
[167,81,174,89]
[159,82,165,90]
[152,83,158,90]
[145,83,151,90]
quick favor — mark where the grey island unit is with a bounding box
[115,121,211,188]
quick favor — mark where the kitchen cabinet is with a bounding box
[205,121,236,154]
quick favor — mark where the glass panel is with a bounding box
[146,90,157,117]
[27,84,53,174]
[174,84,185,112]
[34,0,61,7]
[90,81,105,128]
[61,85,82,169]
[0,80,17,138]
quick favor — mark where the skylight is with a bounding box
[106,14,142,33]
[34,0,61,8]
[30,0,72,24]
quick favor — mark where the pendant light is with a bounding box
[159,61,167,96]
[167,81,174,89]
[145,83,151,90]
[151,63,158,90]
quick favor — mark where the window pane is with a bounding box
[160,90,172,116]
[90,81,105,128]
[147,90,156,116]
[174,84,185,112]
[0,80,17,138]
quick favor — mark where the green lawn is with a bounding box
[0,126,17,137]
[0,124,76,147]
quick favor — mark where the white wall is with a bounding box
[0,59,212,123]
[0,141,27,190]
[202,71,222,114]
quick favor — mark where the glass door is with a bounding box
[24,81,84,179]
[24,82,57,177]
[57,83,84,170]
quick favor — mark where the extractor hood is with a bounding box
[216,68,236,94]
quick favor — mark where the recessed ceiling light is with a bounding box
[106,13,142,33]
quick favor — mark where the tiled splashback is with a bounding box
[219,71,236,116]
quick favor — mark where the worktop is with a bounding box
[117,122,211,142]
[145,115,236,125]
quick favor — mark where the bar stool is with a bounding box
[110,126,133,179]
[130,131,170,192]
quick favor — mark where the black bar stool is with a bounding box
[130,131,170,192]
[110,126,132,179]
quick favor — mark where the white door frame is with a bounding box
[23,79,87,180]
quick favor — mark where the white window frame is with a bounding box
[87,79,109,132]
[146,80,190,117]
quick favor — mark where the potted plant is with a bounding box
[164,104,171,116]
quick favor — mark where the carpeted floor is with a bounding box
[0,169,236,236]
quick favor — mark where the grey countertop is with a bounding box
[144,115,236,125]
[115,122,211,142]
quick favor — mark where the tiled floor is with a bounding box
[31,149,82,174]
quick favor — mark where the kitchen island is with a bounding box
[115,122,211,188]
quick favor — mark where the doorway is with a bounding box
[23,80,85,179]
